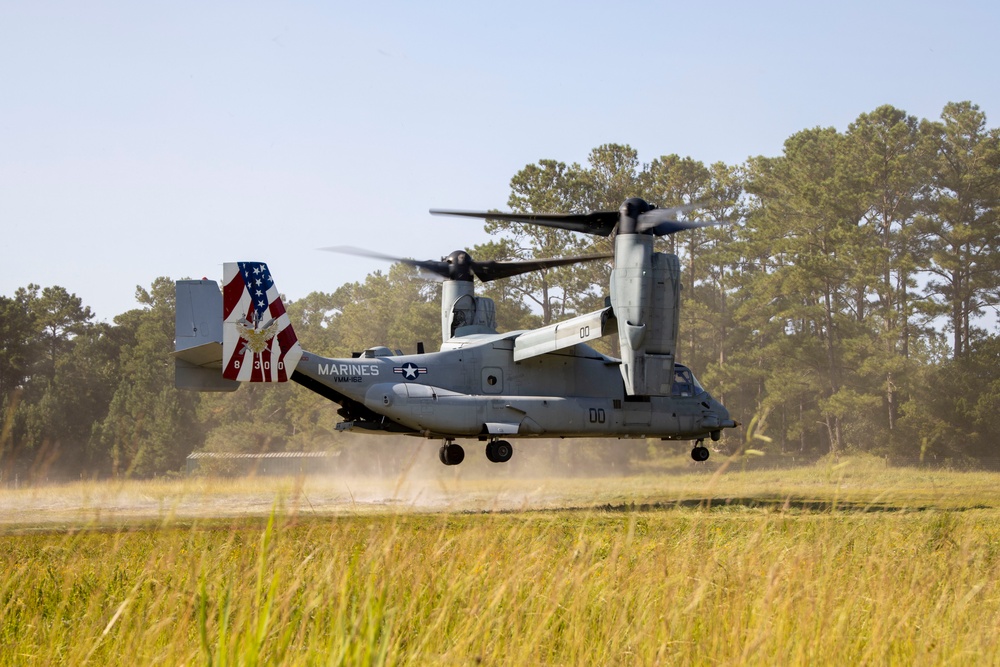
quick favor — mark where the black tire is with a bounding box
[493,440,513,463]
[446,443,465,465]
[485,442,497,463]
[691,446,710,462]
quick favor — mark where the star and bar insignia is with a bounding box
[393,362,427,381]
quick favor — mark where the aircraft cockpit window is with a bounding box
[672,366,705,397]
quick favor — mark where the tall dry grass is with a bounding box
[2,459,1000,665]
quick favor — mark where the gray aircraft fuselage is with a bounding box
[292,330,730,442]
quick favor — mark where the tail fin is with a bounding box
[174,278,238,392]
[222,262,303,382]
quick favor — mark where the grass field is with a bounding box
[2,454,1000,665]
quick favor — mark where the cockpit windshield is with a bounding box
[672,364,705,397]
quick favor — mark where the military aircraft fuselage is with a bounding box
[176,196,743,465]
[291,331,730,442]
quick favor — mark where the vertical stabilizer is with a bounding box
[176,279,224,352]
[174,279,238,392]
[222,262,302,382]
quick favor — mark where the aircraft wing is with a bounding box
[513,307,615,362]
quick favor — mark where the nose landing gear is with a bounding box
[691,439,710,462]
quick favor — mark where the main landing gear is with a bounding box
[439,441,465,466]
[486,439,513,463]
[691,439,710,462]
[438,439,514,465]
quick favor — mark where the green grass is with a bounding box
[2,456,1000,665]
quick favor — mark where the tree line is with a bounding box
[1,101,998,480]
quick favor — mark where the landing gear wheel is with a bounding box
[492,440,513,463]
[691,445,710,462]
[439,443,465,466]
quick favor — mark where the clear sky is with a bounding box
[2,0,998,321]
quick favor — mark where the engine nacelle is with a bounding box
[610,234,681,396]
[442,280,498,340]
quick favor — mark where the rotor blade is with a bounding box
[646,202,704,219]
[636,217,728,236]
[430,209,620,237]
[320,245,412,263]
[635,205,728,236]
[319,246,451,279]
[471,253,613,283]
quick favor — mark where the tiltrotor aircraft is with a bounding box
[173,197,738,465]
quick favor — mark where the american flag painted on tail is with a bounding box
[222,262,303,382]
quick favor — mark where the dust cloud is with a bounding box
[0,438,703,526]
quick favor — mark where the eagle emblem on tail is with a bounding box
[236,319,278,354]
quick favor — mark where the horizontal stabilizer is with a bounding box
[173,341,224,367]
[175,358,239,392]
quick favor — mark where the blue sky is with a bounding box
[2,1,998,320]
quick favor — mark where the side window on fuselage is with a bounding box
[672,368,694,397]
